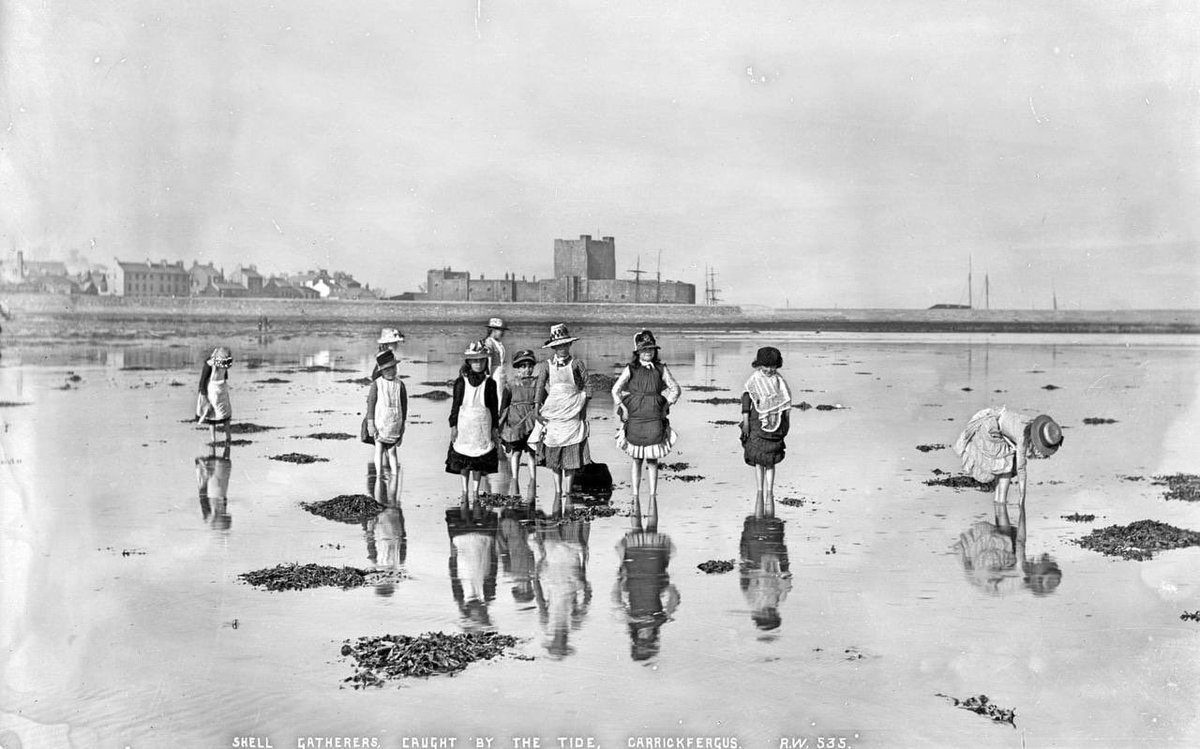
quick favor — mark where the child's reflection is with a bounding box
[531,517,592,659]
[613,505,678,662]
[953,501,1062,596]
[739,513,792,635]
[195,448,232,531]
[446,506,500,631]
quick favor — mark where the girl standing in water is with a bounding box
[446,340,500,506]
[498,349,540,497]
[740,346,792,512]
[366,350,408,504]
[612,330,681,516]
[532,324,591,511]
[196,346,234,447]
[954,407,1063,505]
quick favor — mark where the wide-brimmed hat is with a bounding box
[1028,414,1063,457]
[463,340,490,359]
[378,328,405,345]
[487,317,509,331]
[512,349,537,366]
[634,329,659,352]
[207,346,234,368]
[751,346,783,369]
[543,323,579,348]
[375,350,398,371]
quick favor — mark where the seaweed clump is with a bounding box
[1061,513,1097,523]
[298,432,356,441]
[697,560,735,574]
[340,631,518,687]
[1082,417,1118,425]
[923,470,995,492]
[301,494,379,523]
[1152,474,1200,502]
[1074,520,1200,561]
[916,444,948,452]
[240,563,370,591]
[269,452,329,464]
[564,505,619,521]
[778,497,807,507]
[1181,611,1200,622]
[936,693,1016,727]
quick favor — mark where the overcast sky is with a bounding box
[2,1,1196,308]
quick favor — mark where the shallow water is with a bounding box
[2,324,1199,748]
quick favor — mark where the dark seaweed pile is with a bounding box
[229,423,279,434]
[208,439,253,447]
[1152,474,1200,502]
[936,694,1016,727]
[254,378,292,384]
[340,631,519,686]
[269,452,329,464]
[477,493,530,510]
[923,470,995,491]
[778,497,807,507]
[1061,513,1097,522]
[411,390,452,401]
[662,474,704,483]
[298,432,356,441]
[585,372,617,394]
[916,444,948,452]
[1181,611,1200,622]
[1082,417,1118,425]
[1074,520,1200,561]
[685,385,729,392]
[697,560,735,574]
[709,420,739,426]
[692,396,741,406]
[301,494,379,523]
[240,563,370,591]
[564,505,619,521]
[337,377,373,386]
[660,462,690,471]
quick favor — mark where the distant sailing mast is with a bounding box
[984,272,990,310]
[1052,279,1059,311]
[704,267,721,305]
[628,254,647,302]
[968,255,973,309]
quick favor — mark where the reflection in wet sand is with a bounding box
[446,506,500,631]
[532,516,591,658]
[195,450,232,531]
[953,502,1062,596]
[739,513,793,634]
[614,512,678,662]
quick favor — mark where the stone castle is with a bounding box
[420,235,695,304]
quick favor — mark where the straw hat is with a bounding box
[378,328,405,345]
[542,323,579,348]
[1028,414,1063,457]
[751,346,782,368]
[463,340,491,359]
[207,347,234,368]
[486,317,510,331]
[634,329,659,352]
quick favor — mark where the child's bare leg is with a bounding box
[562,469,575,510]
[647,459,660,499]
[764,466,776,509]
[755,464,766,496]
[507,448,521,494]
[630,459,643,500]
[525,451,537,498]
[645,490,658,529]
[223,421,231,447]
[995,476,1011,504]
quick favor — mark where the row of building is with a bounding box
[0,252,376,300]
[2,235,697,304]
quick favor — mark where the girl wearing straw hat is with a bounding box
[954,407,1063,505]
[446,340,500,506]
[611,330,681,514]
[196,346,235,447]
[371,328,405,379]
[531,324,591,509]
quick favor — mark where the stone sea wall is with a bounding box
[4,294,1199,333]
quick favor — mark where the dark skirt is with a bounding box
[539,440,592,472]
[742,404,789,467]
[445,444,499,475]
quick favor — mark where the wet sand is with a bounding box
[1,325,1199,747]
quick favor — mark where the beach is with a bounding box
[2,321,1199,747]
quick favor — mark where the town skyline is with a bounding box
[2,2,1196,310]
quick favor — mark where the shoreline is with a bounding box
[3,293,1199,334]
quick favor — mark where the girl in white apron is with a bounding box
[445,341,500,506]
[196,346,234,447]
[366,350,408,504]
[530,324,591,511]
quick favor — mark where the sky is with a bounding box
[1,0,1197,309]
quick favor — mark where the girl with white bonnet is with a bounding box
[196,346,234,447]
[740,346,792,513]
[954,407,1063,505]
[372,327,405,379]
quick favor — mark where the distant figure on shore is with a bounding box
[499,348,540,497]
[256,315,270,332]
[531,324,591,513]
[482,317,509,389]
[196,346,234,447]
[954,407,1063,505]
[371,328,405,379]
[366,350,407,503]
[446,340,500,507]
[740,346,792,511]
[612,330,680,518]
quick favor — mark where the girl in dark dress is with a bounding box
[612,330,681,515]
[740,346,792,513]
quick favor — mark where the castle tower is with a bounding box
[553,235,616,280]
